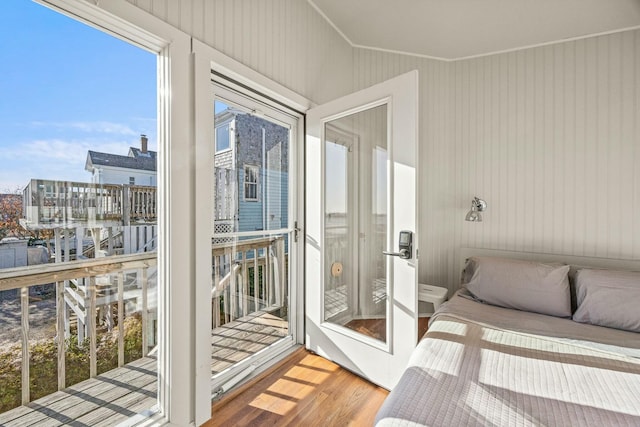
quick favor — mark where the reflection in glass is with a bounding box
[323,104,388,343]
[211,100,290,374]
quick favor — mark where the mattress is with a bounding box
[374,292,640,426]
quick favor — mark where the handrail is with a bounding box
[21,179,157,227]
[0,252,157,408]
[0,252,156,291]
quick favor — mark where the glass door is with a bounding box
[210,81,301,396]
[306,71,419,390]
[323,104,389,343]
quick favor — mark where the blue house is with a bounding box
[214,108,289,236]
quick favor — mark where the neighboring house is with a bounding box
[214,108,289,234]
[85,135,157,186]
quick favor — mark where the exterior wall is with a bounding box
[92,166,156,186]
[235,114,289,232]
[126,0,354,104]
[0,239,28,269]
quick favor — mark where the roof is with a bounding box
[128,147,157,159]
[86,150,156,172]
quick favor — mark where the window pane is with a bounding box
[211,90,293,392]
[216,123,230,152]
[323,104,388,343]
[0,1,158,421]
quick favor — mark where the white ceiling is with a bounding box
[309,0,640,60]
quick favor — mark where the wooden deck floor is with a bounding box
[0,310,288,426]
[0,356,158,427]
[212,310,288,375]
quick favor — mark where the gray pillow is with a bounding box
[573,268,640,332]
[463,256,571,317]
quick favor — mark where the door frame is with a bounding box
[193,39,308,403]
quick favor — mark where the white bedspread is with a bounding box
[375,293,640,426]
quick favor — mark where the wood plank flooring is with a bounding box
[211,310,288,375]
[342,317,430,342]
[205,348,389,427]
[0,356,157,427]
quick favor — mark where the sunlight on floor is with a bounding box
[248,355,339,415]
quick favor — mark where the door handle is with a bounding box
[383,249,411,259]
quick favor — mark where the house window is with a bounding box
[244,165,258,201]
[129,177,135,185]
[216,123,231,152]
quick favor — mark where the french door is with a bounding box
[209,79,303,395]
[305,71,419,390]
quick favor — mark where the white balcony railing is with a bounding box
[0,252,157,410]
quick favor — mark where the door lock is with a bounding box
[382,230,413,260]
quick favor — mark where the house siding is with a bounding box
[235,114,289,232]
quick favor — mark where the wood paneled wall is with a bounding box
[126,0,354,104]
[353,50,458,289]
[453,31,640,269]
[356,30,640,292]
[126,0,640,292]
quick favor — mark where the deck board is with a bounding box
[0,310,288,426]
[211,310,288,375]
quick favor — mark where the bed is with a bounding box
[375,249,640,426]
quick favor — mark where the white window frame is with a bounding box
[34,2,314,425]
[35,0,195,425]
[243,164,259,201]
[215,122,232,152]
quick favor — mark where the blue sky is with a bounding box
[0,0,156,191]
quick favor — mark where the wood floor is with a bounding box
[204,348,389,427]
[343,317,430,342]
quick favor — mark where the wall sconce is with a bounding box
[465,197,487,222]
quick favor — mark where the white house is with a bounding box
[84,135,157,186]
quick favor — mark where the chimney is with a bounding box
[140,134,148,153]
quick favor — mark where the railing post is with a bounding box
[21,286,30,405]
[228,248,236,322]
[123,185,130,226]
[253,249,259,311]
[265,245,271,306]
[223,249,231,323]
[117,271,125,367]
[241,251,247,317]
[140,267,148,355]
[213,255,220,329]
[88,276,97,378]
[276,237,285,307]
[56,280,66,391]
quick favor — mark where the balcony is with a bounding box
[20,179,157,230]
[0,236,288,425]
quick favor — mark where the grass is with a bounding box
[0,314,144,413]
